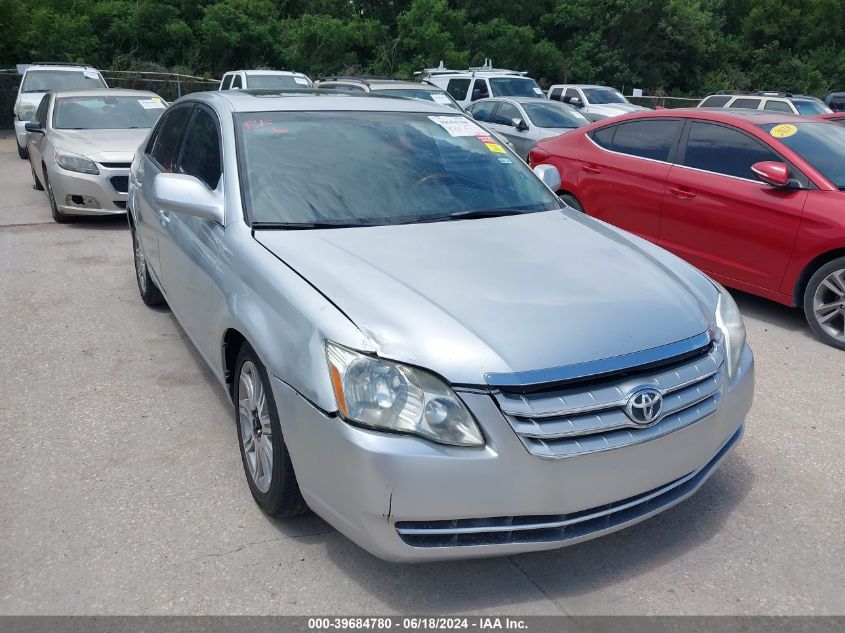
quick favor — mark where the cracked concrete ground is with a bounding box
[0,133,843,615]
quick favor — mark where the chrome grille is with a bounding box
[395,425,741,548]
[494,339,724,458]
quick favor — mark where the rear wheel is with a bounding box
[803,257,845,350]
[132,229,165,306]
[17,142,28,160]
[560,193,584,212]
[235,344,307,517]
[31,166,43,191]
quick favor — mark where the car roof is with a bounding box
[51,88,160,99]
[24,64,99,73]
[549,84,615,89]
[320,78,439,90]
[226,69,307,76]
[602,107,812,126]
[472,97,554,105]
[186,90,461,114]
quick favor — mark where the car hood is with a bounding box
[255,211,717,385]
[585,103,650,117]
[49,128,149,163]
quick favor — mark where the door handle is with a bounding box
[669,187,697,200]
[159,210,170,226]
[582,164,601,174]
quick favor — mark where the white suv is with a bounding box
[219,70,312,91]
[546,84,648,121]
[419,59,544,109]
[14,63,107,159]
[697,92,832,116]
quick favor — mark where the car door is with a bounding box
[158,104,225,359]
[27,94,50,179]
[660,120,806,291]
[483,101,527,154]
[135,103,195,288]
[577,118,683,240]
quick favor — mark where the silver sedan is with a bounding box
[466,97,590,159]
[128,91,754,562]
[26,88,166,222]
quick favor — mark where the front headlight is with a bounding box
[715,285,746,380]
[325,341,484,447]
[54,148,99,175]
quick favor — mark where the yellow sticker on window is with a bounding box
[770,124,798,139]
[484,142,506,154]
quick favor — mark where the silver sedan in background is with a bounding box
[128,91,753,562]
[26,88,167,222]
[466,97,590,159]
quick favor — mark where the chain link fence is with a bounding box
[0,69,220,129]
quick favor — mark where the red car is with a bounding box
[819,112,845,126]
[529,109,845,349]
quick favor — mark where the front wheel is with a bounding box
[234,344,307,517]
[803,257,845,350]
[17,142,28,160]
[560,193,584,213]
[44,172,67,223]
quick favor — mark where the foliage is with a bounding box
[2,0,845,96]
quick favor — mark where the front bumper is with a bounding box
[47,163,129,216]
[273,346,753,562]
[14,119,27,149]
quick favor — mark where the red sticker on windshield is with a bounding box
[243,119,272,129]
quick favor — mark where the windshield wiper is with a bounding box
[449,208,529,219]
[251,221,363,230]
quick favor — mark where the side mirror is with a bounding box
[569,97,583,107]
[153,173,224,224]
[512,117,529,131]
[533,164,561,192]
[751,161,790,187]
[24,122,44,134]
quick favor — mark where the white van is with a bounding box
[219,70,313,91]
[418,59,544,109]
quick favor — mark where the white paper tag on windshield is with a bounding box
[533,87,543,95]
[139,98,166,110]
[431,93,452,105]
[428,115,485,137]
[83,70,99,79]
[294,77,310,85]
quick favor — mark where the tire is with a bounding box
[31,166,43,191]
[132,228,165,306]
[17,142,28,160]
[234,344,307,517]
[560,193,584,213]
[44,171,68,223]
[803,256,845,350]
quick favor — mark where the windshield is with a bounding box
[582,88,628,105]
[759,122,845,188]
[248,74,311,89]
[236,111,559,227]
[53,95,166,129]
[375,88,461,110]
[21,70,105,93]
[523,102,590,128]
[793,99,831,115]
[489,77,543,98]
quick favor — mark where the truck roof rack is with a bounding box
[415,59,527,78]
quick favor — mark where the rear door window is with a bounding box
[469,101,496,123]
[729,98,762,110]
[149,105,194,172]
[682,121,779,180]
[549,87,563,101]
[764,100,793,113]
[608,120,682,161]
[699,95,731,108]
[446,78,470,101]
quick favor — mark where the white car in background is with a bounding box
[419,59,545,109]
[219,70,313,91]
[13,63,107,159]
[546,84,649,121]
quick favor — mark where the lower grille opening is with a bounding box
[113,200,127,209]
[395,425,741,548]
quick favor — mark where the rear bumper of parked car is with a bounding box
[14,119,28,149]
[273,345,753,562]
[48,164,129,215]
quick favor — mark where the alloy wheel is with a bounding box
[238,361,273,493]
[133,232,147,294]
[812,268,845,343]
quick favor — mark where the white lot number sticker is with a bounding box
[138,98,166,110]
[533,87,543,95]
[431,93,452,105]
[294,77,310,85]
[428,115,485,137]
[83,70,99,80]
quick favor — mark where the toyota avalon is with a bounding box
[128,90,754,562]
